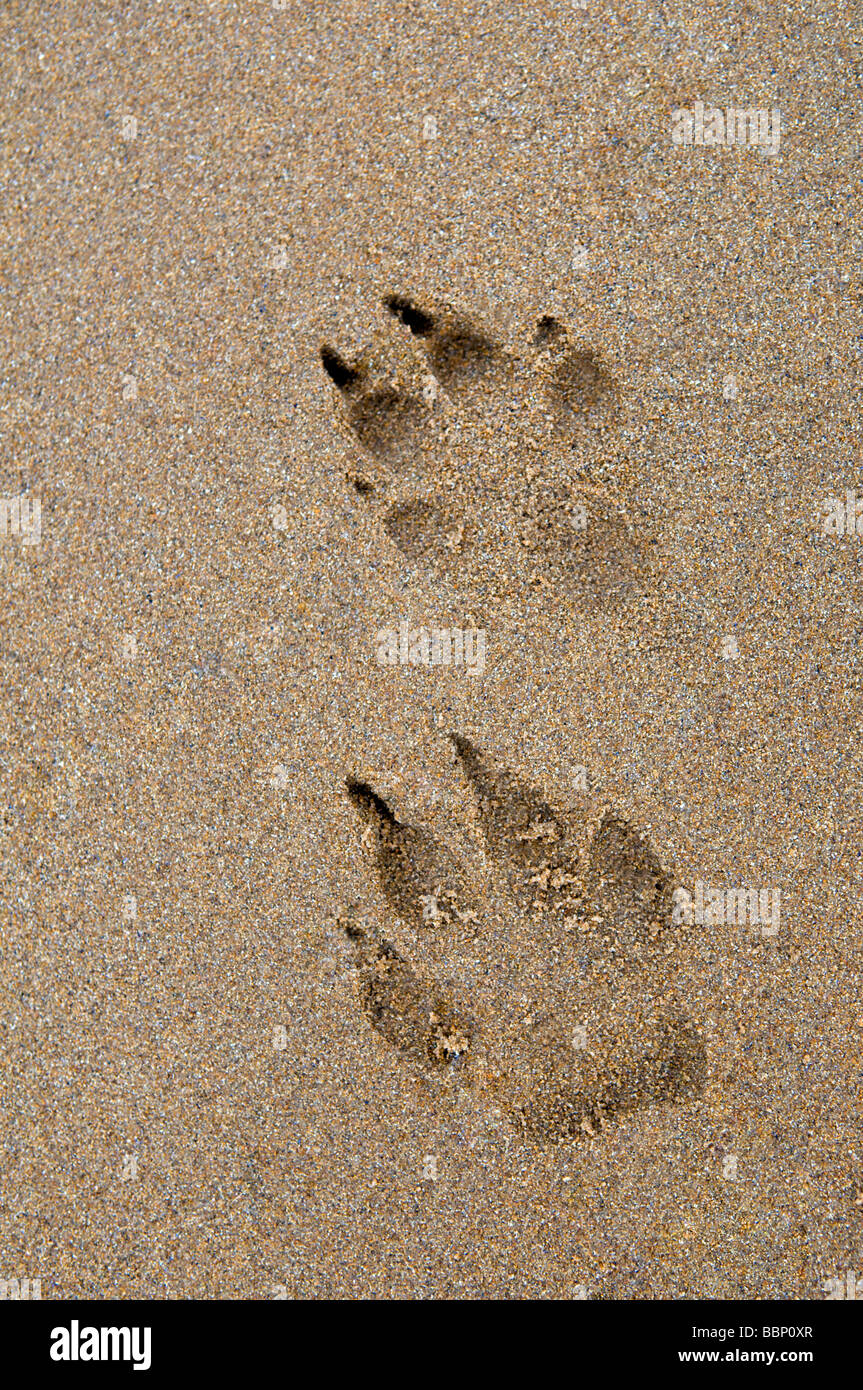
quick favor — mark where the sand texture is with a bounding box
[1,0,862,1298]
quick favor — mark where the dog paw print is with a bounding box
[342,736,706,1143]
[320,294,644,610]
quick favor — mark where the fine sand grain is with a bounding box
[1,0,861,1298]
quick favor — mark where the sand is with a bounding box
[1,0,861,1299]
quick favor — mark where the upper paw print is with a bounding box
[320,294,645,613]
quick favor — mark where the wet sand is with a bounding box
[1,1,861,1298]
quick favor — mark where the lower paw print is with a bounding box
[321,294,644,612]
[342,737,706,1143]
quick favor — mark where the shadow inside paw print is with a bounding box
[382,293,503,389]
[321,293,642,612]
[532,314,614,417]
[343,737,706,1144]
[319,343,427,460]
